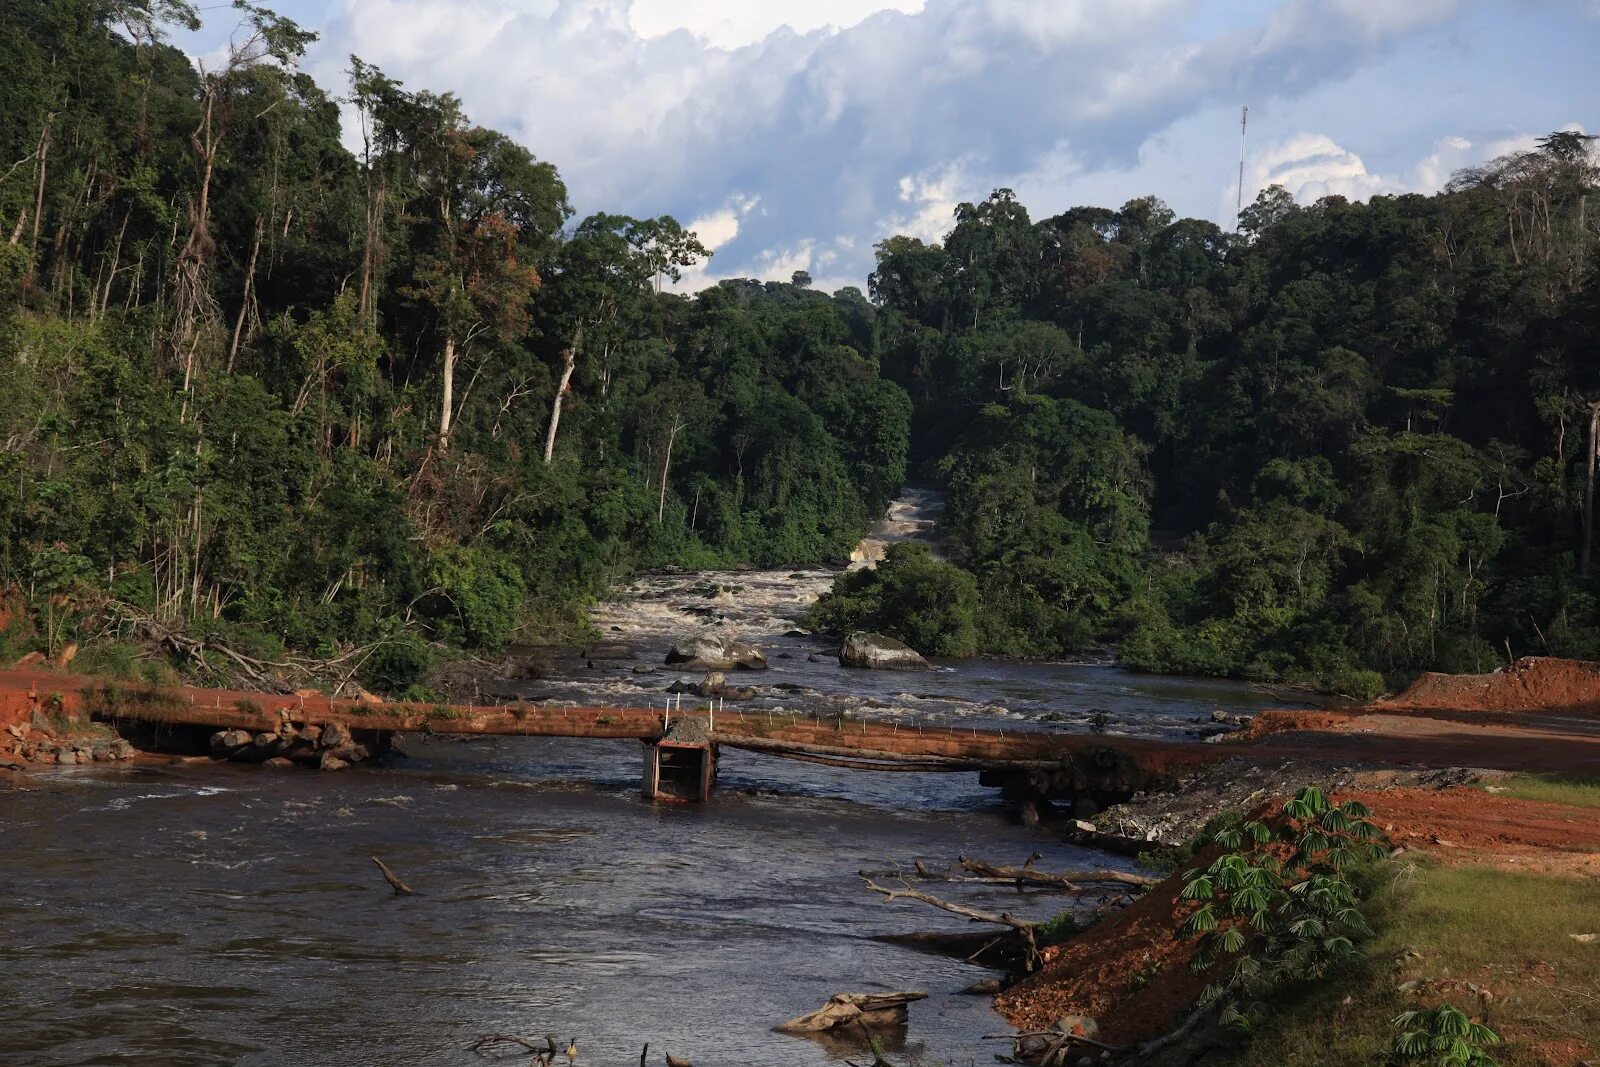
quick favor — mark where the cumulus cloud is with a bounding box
[628,0,926,49]
[1235,126,1585,218]
[302,0,1554,288]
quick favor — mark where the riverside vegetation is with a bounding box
[2,2,1599,699]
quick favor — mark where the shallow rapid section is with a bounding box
[849,486,948,569]
[527,487,1305,738]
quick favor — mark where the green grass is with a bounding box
[1484,773,1600,810]
[1218,861,1600,1066]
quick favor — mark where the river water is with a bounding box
[0,492,1304,1066]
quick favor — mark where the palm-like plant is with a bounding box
[1176,787,1388,1033]
[1390,1004,1500,1065]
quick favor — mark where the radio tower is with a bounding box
[1235,105,1249,229]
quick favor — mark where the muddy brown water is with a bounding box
[1,493,1311,1065]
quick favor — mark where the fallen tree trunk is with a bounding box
[957,856,1158,890]
[717,733,1059,771]
[861,876,1042,970]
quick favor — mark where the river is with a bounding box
[0,491,1302,1066]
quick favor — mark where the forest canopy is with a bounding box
[0,0,907,692]
[816,132,1600,696]
[2,1,1598,698]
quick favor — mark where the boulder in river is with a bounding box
[838,632,932,671]
[665,635,767,671]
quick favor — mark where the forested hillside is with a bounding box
[815,134,1600,696]
[0,1,908,692]
[5,3,1598,699]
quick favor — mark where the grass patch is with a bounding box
[1485,773,1600,810]
[1219,861,1600,1066]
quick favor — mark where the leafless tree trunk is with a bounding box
[437,335,456,451]
[1583,401,1600,575]
[543,323,581,464]
[657,413,684,523]
[226,215,263,373]
[29,115,53,258]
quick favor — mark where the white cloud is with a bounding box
[305,0,1575,289]
[627,0,925,49]
[1243,132,1399,206]
[1234,125,1590,219]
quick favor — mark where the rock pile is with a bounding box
[4,715,136,766]
[208,711,381,771]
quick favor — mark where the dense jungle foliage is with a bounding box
[817,135,1600,696]
[0,1,909,690]
[3,3,1598,697]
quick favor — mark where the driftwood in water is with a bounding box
[470,1033,556,1060]
[371,855,415,895]
[879,859,1139,896]
[957,856,1158,889]
[775,992,928,1034]
[861,876,1043,969]
[984,1021,1127,1066]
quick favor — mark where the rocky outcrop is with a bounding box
[664,635,767,671]
[5,714,136,767]
[839,632,932,671]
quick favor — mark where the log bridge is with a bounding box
[44,674,1230,811]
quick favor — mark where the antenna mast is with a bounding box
[1235,105,1249,229]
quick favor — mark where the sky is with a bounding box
[177,0,1599,293]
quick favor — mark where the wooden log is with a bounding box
[774,992,928,1034]
[861,875,1043,970]
[957,856,1158,889]
[371,855,415,896]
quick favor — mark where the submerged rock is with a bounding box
[838,632,932,671]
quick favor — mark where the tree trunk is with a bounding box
[29,116,52,259]
[98,208,130,320]
[1583,401,1600,576]
[438,335,456,451]
[543,324,581,464]
[657,419,680,524]
[226,216,263,373]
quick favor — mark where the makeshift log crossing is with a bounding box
[15,670,1232,808]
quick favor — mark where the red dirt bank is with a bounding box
[1000,658,1600,1053]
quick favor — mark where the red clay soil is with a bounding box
[1377,656,1600,716]
[1345,785,1600,877]
[995,857,1214,1045]
[996,785,1600,1046]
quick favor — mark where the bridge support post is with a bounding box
[643,739,718,803]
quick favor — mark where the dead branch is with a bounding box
[958,856,1158,889]
[1126,998,1219,1062]
[371,855,415,896]
[861,876,1042,970]
[469,1033,550,1055]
